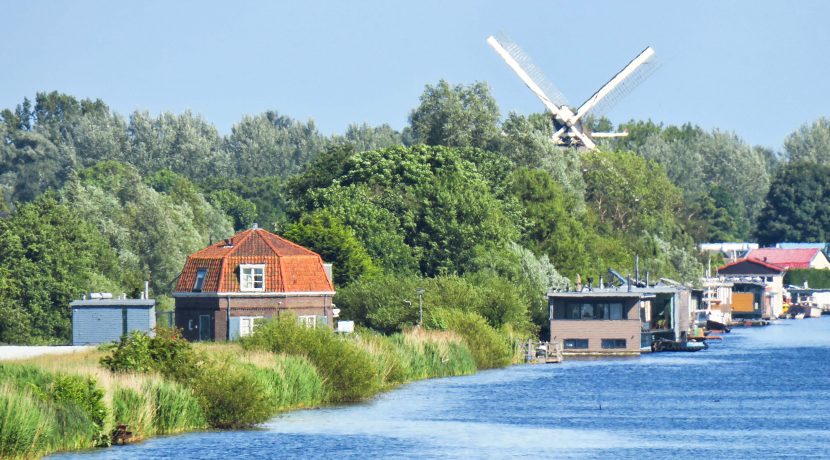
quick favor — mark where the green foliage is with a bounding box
[250,355,326,410]
[147,380,206,433]
[388,330,477,379]
[190,359,272,429]
[426,308,512,369]
[408,80,501,150]
[784,268,830,289]
[47,374,107,430]
[112,387,153,438]
[284,211,378,286]
[0,194,121,344]
[784,117,830,165]
[756,161,830,245]
[207,189,257,230]
[100,328,201,383]
[0,384,54,459]
[242,315,381,402]
[65,161,233,295]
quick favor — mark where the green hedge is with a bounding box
[784,268,830,289]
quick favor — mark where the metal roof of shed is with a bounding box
[69,299,155,307]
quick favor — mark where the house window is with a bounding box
[193,269,207,292]
[298,315,317,329]
[240,264,265,291]
[602,339,627,349]
[564,339,589,349]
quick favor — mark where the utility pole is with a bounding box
[416,288,425,326]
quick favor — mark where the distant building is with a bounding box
[745,247,830,270]
[698,242,758,261]
[71,296,155,345]
[717,258,785,319]
[173,226,335,341]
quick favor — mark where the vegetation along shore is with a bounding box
[0,312,518,459]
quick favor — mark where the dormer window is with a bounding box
[240,264,265,291]
[193,269,208,292]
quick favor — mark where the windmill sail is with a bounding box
[486,34,571,110]
[576,47,659,120]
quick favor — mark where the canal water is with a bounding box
[52,317,830,459]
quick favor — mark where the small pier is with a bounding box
[522,340,563,364]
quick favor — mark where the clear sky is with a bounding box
[2,1,828,150]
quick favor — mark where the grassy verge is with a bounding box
[0,315,517,458]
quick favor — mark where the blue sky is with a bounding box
[2,0,828,150]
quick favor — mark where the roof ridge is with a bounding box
[257,229,287,291]
[267,231,318,256]
[226,228,256,257]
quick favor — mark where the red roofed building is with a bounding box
[173,226,335,341]
[744,247,830,270]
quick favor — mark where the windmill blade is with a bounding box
[486,34,573,122]
[575,47,658,122]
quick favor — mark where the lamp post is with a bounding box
[416,288,425,326]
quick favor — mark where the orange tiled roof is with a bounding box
[175,228,334,293]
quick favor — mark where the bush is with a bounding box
[47,374,107,430]
[192,360,272,429]
[242,315,381,402]
[100,327,201,383]
[426,309,512,369]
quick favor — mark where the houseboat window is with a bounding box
[240,264,265,291]
[601,338,627,349]
[557,302,625,320]
[564,339,589,349]
[193,269,207,292]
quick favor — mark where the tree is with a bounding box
[408,80,501,150]
[284,211,378,286]
[226,111,328,178]
[0,194,121,344]
[784,118,830,165]
[756,161,830,245]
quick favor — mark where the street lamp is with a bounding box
[416,288,425,326]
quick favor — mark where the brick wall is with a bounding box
[551,320,642,354]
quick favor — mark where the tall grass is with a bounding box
[112,386,153,439]
[427,308,513,369]
[390,329,477,379]
[0,384,54,460]
[246,355,326,410]
[242,316,381,402]
[147,380,206,434]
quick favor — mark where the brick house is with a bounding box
[173,226,335,341]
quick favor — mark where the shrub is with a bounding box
[242,315,381,402]
[100,327,201,383]
[427,309,512,369]
[192,360,271,429]
[47,374,107,430]
[352,331,410,386]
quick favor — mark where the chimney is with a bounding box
[144,281,149,300]
[323,263,333,285]
[252,223,259,230]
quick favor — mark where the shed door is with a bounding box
[199,314,212,341]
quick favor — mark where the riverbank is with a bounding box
[0,314,517,459]
[49,317,830,459]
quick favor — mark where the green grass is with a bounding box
[0,321,494,458]
[0,384,54,460]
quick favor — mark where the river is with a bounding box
[51,317,830,459]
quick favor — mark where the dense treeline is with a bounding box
[1,86,827,343]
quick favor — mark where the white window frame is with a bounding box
[298,315,318,329]
[239,264,265,292]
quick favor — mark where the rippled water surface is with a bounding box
[51,318,830,459]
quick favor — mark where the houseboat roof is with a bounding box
[718,257,785,275]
